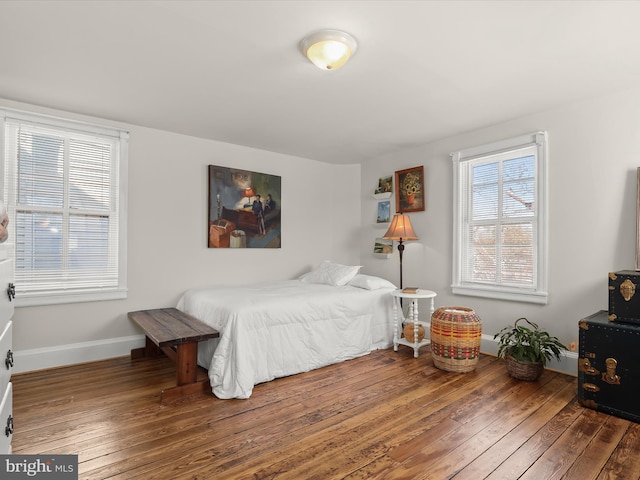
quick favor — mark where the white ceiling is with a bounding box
[2,1,640,165]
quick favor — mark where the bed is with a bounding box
[176,263,397,399]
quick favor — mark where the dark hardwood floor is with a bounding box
[11,347,640,479]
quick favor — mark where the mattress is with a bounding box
[176,279,395,399]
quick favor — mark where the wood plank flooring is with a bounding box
[11,348,640,479]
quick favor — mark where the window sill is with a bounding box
[451,284,548,305]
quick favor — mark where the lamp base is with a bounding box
[398,239,405,290]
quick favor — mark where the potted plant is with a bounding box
[400,171,421,205]
[494,317,568,381]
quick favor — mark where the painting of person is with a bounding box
[252,194,266,235]
[208,165,282,248]
[264,193,276,214]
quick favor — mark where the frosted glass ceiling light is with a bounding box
[300,30,358,71]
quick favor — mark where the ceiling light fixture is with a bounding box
[299,29,358,71]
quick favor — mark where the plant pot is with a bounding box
[504,354,544,381]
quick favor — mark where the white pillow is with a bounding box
[348,274,397,290]
[301,261,361,286]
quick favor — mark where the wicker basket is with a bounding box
[504,354,544,381]
[430,306,482,373]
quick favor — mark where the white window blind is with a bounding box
[1,109,128,306]
[451,132,548,304]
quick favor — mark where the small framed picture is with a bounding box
[375,175,392,194]
[374,237,393,254]
[395,166,425,213]
[376,200,391,223]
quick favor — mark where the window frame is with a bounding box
[451,131,548,304]
[1,108,128,307]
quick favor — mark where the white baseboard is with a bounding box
[11,333,579,377]
[12,334,146,374]
[480,333,578,377]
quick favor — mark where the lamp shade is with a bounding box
[383,214,418,241]
[244,187,256,198]
[300,30,358,70]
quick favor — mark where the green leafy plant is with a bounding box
[494,317,567,366]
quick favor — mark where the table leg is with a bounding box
[412,299,419,358]
[393,297,400,351]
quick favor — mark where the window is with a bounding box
[451,132,548,304]
[1,109,128,306]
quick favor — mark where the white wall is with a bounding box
[1,99,361,370]
[361,86,640,353]
[10,84,640,372]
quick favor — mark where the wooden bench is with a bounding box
[128,308,220,402]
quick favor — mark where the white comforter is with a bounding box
[176,280,395,399]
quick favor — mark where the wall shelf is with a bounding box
[372,192,392,200]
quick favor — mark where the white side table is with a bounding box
[391,289,437,358]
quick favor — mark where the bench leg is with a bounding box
[160,342,209,403]
[161,379,211,403]
[131,336,163,359]
[176,342,198,386]
[132,336,210,403]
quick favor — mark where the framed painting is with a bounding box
[374,237,393,255]
[375,175,392,194]
[377,200,391,223]
[395,166,425,213]
[208,165,281,249]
